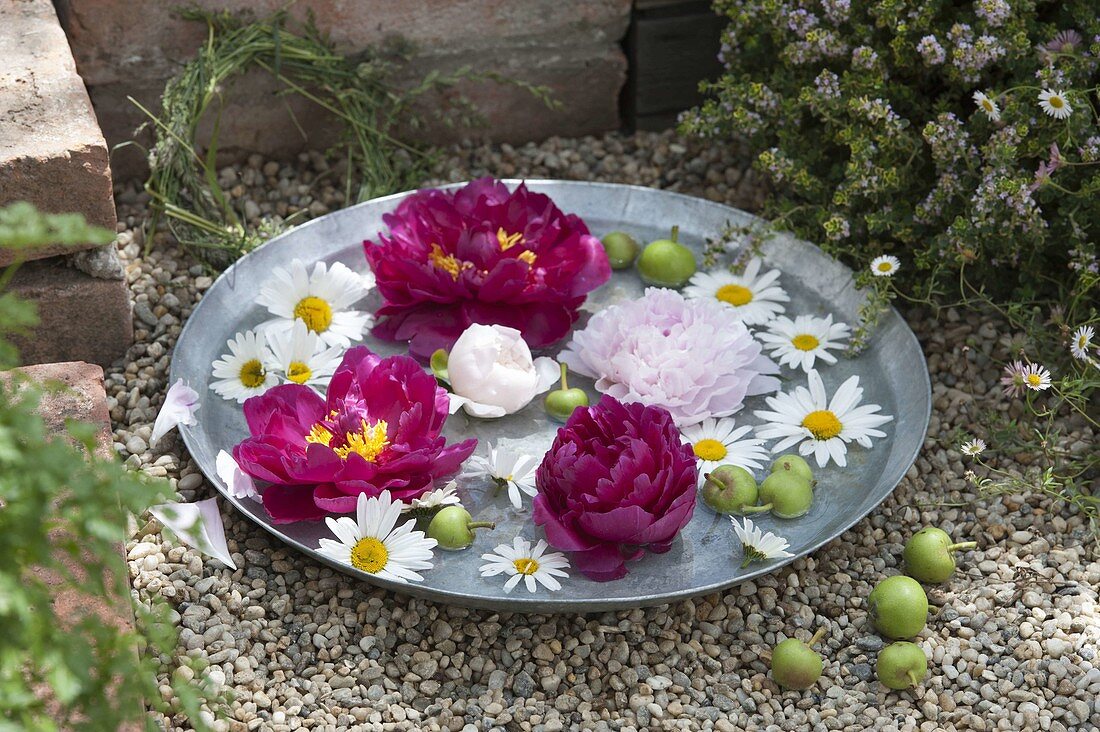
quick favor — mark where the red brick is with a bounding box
[9,257,133,368]
[0,0,117,266]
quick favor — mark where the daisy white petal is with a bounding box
[683,258,789,326]
[754,370,893,468]
[1020,363,1052,391]
[465,443,540,509]
[870,255,900,277]
[959,438,986,457]
[1070,325,1094,362]
[315,490,437,584]
[479,537,570,594]
[257,259,374,348]
[756,314,851,373]
[151,379,200,447]
[972,91,1001,121]
[680,417,769,476]
[210,330,279,403]
[403,480,462,512]
[730,516,792,568]
[1038,89,1072,120]
[266,319,343,388]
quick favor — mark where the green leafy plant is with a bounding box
[0,204,215,730]
[135,8,555,264]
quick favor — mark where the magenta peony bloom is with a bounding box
[233,346,476,523]
[532,397,698,581]
[364,178,611,360]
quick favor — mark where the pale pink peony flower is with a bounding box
[560,288,780,427]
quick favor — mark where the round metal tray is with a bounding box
[170,180,930,612]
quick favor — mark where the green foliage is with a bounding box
[0,204,213,729]
[136,8,555,265]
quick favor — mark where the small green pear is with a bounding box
[876,642,928,690]
[426,506,495,551]
[770,454,815,484]
[758,471,814,518]
[636,226,696,288]
[601,231,641,269]
[544,362,589,422]
[771,628,827,690]
[701,465,761,515]
[868,575,928,640]
[903,527,977,583]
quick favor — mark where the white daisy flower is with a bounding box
[972,91,1000,121]
[266,319,343,388]
[731,516,794,568]
[402,480,462,513]
[683,258,789,326]
[1070,325,1094,361]
[479,537,570,593]
[1038,89,1072,120]
[756,314,851,373]
[870,255,900,277]
[210,330,279,403]
[753,370,893,468]
[959,438,986,457]
[257,259,374,348]
[464,443,539,510]
[680,417,769,476]
[316,490,437,584]
[1020,363,1052,391]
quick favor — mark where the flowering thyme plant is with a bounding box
[682,1,1099,307]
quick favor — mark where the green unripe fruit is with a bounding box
[758,471,814,518]
[771,628,827,690]
[903,527,977,584]
[868,575,928,640]
[601,231,641,269]
[544,362,589,422]
[770,454,814,484]
[876,642,928,690]
[637,226,696,288]
[701,465,759,515]
[426,506,495,551]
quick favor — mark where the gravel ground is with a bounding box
[109,129,1100,731]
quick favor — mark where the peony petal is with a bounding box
[151,379,200,448]
[150,498,236,569]
[262,484,328,524]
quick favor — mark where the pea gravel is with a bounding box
[108,129,1100,731]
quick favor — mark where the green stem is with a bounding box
[670,225,679,243]
[467,521,496,531]
[739,503,773,514]
[809,627,827,647]
[948,542,977,552]
[559,361,569,391]
[907,670,922,687]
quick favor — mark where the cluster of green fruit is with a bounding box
[601,228,697,288]
[771,527,977,692]
[702,455,815,519]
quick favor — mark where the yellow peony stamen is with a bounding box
[287,361,312,384]
[692,438,728,462]
[238,359,267,388]
[350,537,388,573]
[428,243,469,280]
[802,410,842,440]
[305,423,334,447]
[791,334,820,352]
[335,419,390,462]
[497,228,524,251]
[715,283,754,306]
[514,558,539,576]
[517,250,537,265]
[293,296,333,333]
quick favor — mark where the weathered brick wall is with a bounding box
[55,0,631,178]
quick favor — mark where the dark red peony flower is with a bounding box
[233,346,476,523]
[364,177,611,360]
[532,397,698,581]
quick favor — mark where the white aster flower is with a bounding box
[959,438,986,457]
[479,537,570,593]
[754,370,893,468]
[257,259,374,348]
[972,91,1001,121]
[316,490,436,584]
[870,255,900,277]
[210,329,279,403]
[1020,363,1052,391]
[402,480,462,513]
[756,314,851,373]
[266,319,343,388]
[151,379,200,447]
[1038,89,1072,120]
[1070,325,1094,362]
[465,443,539,510]
[680,417,769,475]
[683,258,790,326]
[216,449,258,501]
[731,516,793,568]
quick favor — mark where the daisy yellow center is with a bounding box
[350,537,388,574]
[238,359,266,388]
[1048,96,1064,109]
[876,261,894,272]
[334,419,390,462]
[514,558,539,575]
[693,438,728,462]
[497,228,524,251]
[287,361,312,384]
[293,296,333,333]
[802,410,842,440]
[791,334,820,351]
[980,99,994,113]
[429,243,469,280]
[1026,373,1043,387]
[715,284,754,306]
[305,423,334,447]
